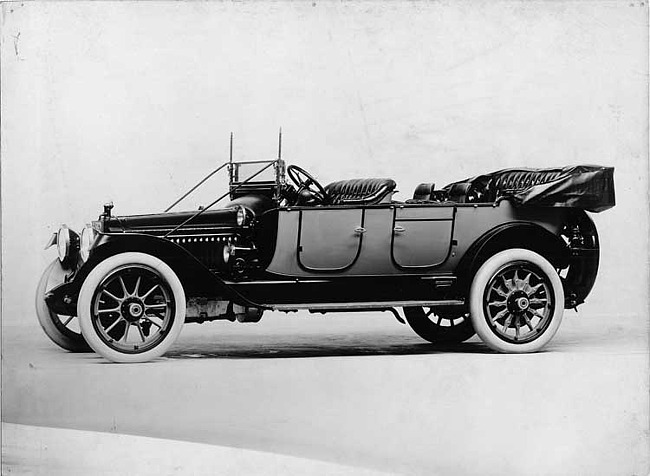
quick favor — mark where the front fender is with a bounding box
[89,233,258,303]
[41,258,69,293]
[41,259,78,316]
[46,233,259,316]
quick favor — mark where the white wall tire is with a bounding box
[36,259,91,352]
[469,248,564,353]
[77,252,186,363]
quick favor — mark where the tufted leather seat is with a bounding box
[325,178,397,205]
[491,169,567,192]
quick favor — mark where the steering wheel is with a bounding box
[286,165,331,205]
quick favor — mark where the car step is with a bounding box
[270,300,465,312]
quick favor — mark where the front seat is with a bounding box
[324,178,397,205]
[405,182,435,203]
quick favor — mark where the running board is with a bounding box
[270,300,465,312]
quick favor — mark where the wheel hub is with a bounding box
[121,298,145,322]
[507,290,530,315]
[516,297,529,311]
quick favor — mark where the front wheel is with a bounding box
[77,252,186,363]
[469,249,564,353]
[35,259,91,352]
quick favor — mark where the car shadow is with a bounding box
[164,334,493,360]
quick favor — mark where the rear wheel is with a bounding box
[77,252,186,363]
[35,259,91,352]
[403,306,475,344]
[469,248,564,353]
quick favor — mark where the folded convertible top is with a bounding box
[443,165,615,213]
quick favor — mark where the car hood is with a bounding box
[106,208,238,233]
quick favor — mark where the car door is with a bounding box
[391,205,455,268]
[298,207,364,271]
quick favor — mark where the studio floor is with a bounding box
[2,310,648,475]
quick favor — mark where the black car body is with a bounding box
[37,154,615,362]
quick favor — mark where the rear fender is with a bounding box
[455,222,569,293]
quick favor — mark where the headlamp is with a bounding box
[57,227,70,262]
[55,225,79,267]
[80,225,97,262]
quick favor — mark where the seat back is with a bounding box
[325,178,396,205]
[411,183,435,201]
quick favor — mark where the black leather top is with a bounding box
[325,178,397,205]
[442,165,616,212]
[445,167,582,203]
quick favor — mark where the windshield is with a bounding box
[163,159,286,236]
[229,160,285,186]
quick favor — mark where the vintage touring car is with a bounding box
[36,146,615,362]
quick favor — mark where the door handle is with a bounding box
[393,225,406,233]
[354,226,366,235]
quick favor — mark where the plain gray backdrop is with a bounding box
[1,1,648,474]
[2,1,647,322]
